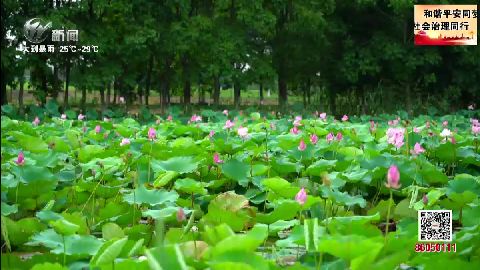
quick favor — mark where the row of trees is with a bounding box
[1,0,479,115]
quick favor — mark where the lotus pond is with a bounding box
[1,109,480,270]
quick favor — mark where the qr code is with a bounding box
[418,210,452,242]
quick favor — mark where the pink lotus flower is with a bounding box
[167,115,173,121]
[473,125,480,135]
[298,139,306,151]
[120,138,130,146]
[386,127,405,149]
[95,125,101,133]
[237,126,248,138]
[78,114,85,121]
[61,114,67,120]
[224,120,235,130]
[310,134,318,145]
[413,127,420,133]
[388,119,400,126]
[290,126,300,135]
[370,120,376,132]
[209,130,215,138]
[336,132,343,141]
[295,188,307,205]
[270,122,276,130]
[472,119,479,126]
[32,117,40,126]
[442,121,448,127]
[119,96,125,103]
[190,114,202,123]
[223,110,229,116]
[385,165,401,189]
[326,132,335,143]
[293,116,302,126]
[423,194,428,205]
[411,143,425,156]
[213,153,224,164]
[177,208,186,222]
[319,112,327,121]
[16,152,25,166]
[148,127,156,140]
[450,136,456,144]
[341,115,349,122]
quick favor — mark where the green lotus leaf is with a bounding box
[153,171,179,188]
[317,234,383,261]
[174,178,207,195]
[123,186,179,206]
[151,156,199,174]
[50,219,80,236]
[256,200,300,224]
[146,245,188,270]
[27,229,102,255]
[10,131,49,153]
[321,187,367,208]
[91,237,128,266]
[221,159,250,186]
[102,223,125,240]
[1,202,18,216]
[306,159,337,176]
[261,177,298,198]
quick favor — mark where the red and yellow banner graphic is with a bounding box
[414,5,477,46]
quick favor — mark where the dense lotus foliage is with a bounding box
[1,108,480,270]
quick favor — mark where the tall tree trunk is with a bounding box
[259,83,264,104]
[100,84,105,112]
[161,80,169,114]
[182,56,191,111]
[233,80,241,109]
[199,87,206,104]
[213,75,220,105]
[106,81,111,107]
[184,79,191,110]
[52,65,59,101]
[9,86,13,103]
[18,76,24,114]
[113,79,118,105]
[81,87,87,112]
[138,85,143,105]
[145,55,153,106]
[63,62,70,110]
[278,74,287,111]
[167,90,170,104]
